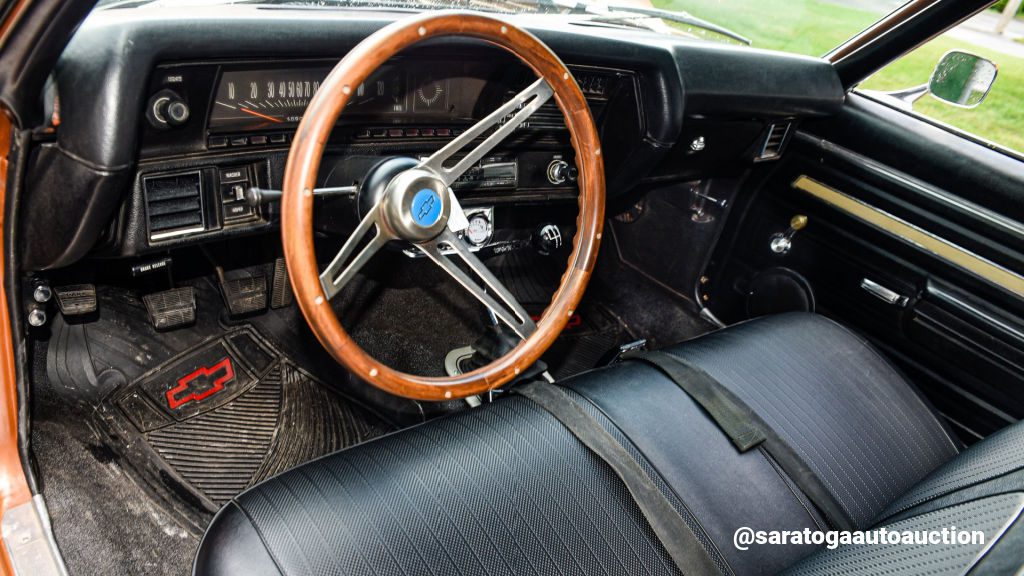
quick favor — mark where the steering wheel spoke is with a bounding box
[418,229,537,340]
[319,209,389,300]
[418,78,554,186]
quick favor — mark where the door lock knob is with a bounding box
[770,214,808,254]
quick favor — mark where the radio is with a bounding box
[452,157,517,191]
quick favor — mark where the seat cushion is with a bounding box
[784,419,1024,576]
[660,312,959,528]
[195,394,697,576]
[194,313,959,576]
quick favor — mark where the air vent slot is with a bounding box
[757,122,792,161]
[502,92,607,131]
[144,171,205,241]
[524,101,569,130]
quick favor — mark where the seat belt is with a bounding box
[516,383,726,576]
[626,350,856,532]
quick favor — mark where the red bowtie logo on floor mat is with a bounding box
[166,357,235,409]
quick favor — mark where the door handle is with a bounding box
[860,278,909,307]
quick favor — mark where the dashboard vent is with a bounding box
[144,172,205,241]
[524,101,569,130]
[503,90,607,131]
[757,122,792,161]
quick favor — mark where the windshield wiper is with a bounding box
[603,5,749,45]
[544,0,749,45]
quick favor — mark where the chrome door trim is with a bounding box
[794,132,1024,243]
[793,175,1024,298]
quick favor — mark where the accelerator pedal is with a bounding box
[270,257,293,309]
[53,284,97,316]
[143,287,196,330]
[220,274,267,317]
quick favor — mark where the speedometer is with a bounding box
[210,68,328,128]
[208,66,409,130]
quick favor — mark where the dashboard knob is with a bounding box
[547,159,572,185]
[147,89,190,129]
[165,100,190,125]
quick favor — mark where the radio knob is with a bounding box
[547,159,570,185]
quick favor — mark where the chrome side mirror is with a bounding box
[928,50,998,108]
[873,50,998,111]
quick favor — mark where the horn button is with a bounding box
[380,168,450,242]
[358,157,450,242]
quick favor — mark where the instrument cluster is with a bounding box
[207,61,489,131]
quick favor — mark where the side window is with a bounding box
[858,6,1023,154]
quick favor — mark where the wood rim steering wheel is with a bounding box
[282,12,605,401]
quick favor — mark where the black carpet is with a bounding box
[589,241,717,350]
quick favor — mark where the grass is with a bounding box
[652,0,1024,153]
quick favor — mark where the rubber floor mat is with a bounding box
[98,326,392,513]
[37,285,401,575]
[539,305,631,380]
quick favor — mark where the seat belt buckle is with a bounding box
[600,339,648,366]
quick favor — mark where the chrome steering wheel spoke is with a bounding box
[418,78,554,186]
[418,229,537,340]
[319,208,390,300]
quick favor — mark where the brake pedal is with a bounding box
[220,275,267,317]
[143,287,196,330]
[270,257,293,309]
[53,284,97,316]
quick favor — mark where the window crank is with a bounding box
[770,214,808,254]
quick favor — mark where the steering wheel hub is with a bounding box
[378,168,450,242]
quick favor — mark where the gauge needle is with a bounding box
[240,107,284,124]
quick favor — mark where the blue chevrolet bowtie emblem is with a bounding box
[411,188,442,227]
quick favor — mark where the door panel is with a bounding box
[707,94,1024,442]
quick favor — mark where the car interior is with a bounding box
[0,0,1023,574]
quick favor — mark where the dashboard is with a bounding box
[128,52,630,249]
[23,6,846,270]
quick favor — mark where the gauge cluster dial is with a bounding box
[463,207,494,247]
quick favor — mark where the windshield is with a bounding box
[96,0,907,57]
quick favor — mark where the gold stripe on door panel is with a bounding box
[792,175,1024,298]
